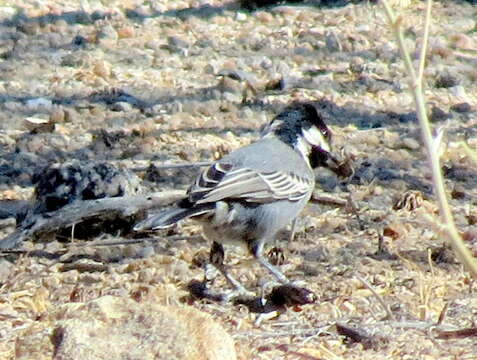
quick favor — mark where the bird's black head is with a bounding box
[263,102,332,168]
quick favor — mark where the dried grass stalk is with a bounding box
[381,0,477,277]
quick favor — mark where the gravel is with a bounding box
[0,0,477,359]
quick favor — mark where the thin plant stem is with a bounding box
[381,0,477,277]
[356,275,396,321]
[418,0,432,83]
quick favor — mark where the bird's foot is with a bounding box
[187,279,255,303]
[222,286,256,303]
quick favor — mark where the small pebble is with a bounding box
[117,26,135,39]
[450,102,472,113]
[452,33,475,50]
[349,57,365,73]
[363,133,381,147]
[235,12,247,22]
[255,11,273,23]
[97,24,118,47]
[25,98,53,111]
[449,85,469,99]
[18,21,40,35]
[70,35,88,48]
[24,117,55,133]
[203,64,215,74]
[111,102,133,112]
[272,6,299,16]
[356,24,371,33]
[0,6,16,17]
[401,137,420,151]
[325,32,342,52]
[93,60,112,79]
[49,107,65,123]
[451,184,466,199]
[167,36,190,52]
[4,101,20,111]
[63,109,77,123]
[435,72,460,88]
[431,106,451,122]
[260,57,273,70]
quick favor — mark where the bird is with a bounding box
[134,102,334,295]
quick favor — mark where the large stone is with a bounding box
[16,296,237,360]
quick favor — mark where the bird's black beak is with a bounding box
[310,145,354,179]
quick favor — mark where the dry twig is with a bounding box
[434,327,477,340]
[356,275,396,321]
[310,192,347,207]
[0,190,184,249]
[76,235,203,247]
[336,323,385,350]
[381,0,477,277]
[130,161,213,172]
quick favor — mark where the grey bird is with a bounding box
[134,102,333,293]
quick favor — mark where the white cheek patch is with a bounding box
[296,136,311,164]
[302,126,330,152]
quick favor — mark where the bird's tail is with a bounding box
[133,203,214,231]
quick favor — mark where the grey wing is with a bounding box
[187,162,313,204]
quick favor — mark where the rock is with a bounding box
[0,6,16,17]
[117,26,135,39]
[24,117,55,134]
[452,33,475,50]
[111,101,133,112]
[325,31,342,52]
[63,108,77,123]
[255,11,273,23]
[401,137,420,151]
[17,21,40,35]
[48,33,65,48]
[451,183,466,199]
[97,24,118,48]
[356,24,371,33]
[25,98,53,112]
[49,107,66,123]
[34,160,142,214]
[349,57,365,73]
[4,101,20,111]
[235,12,247,22]
[449,85,470,100]
[430,106,451,122]
[435,72,460,88]
[377,42,398,62]
[450,102,472,113]
[259,57,273,70]
[92,60,112,79]
[71,34,89,48]
[0,258,14,280]
[145,39,163,51]
[203,63,216,74]
[166,36,190,54]
[16,296,237,360]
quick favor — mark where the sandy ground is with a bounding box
[1,0,477,359]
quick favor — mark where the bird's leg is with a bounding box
[209,241,252,296]
[289,218,298,242]
[250,241,289,284]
